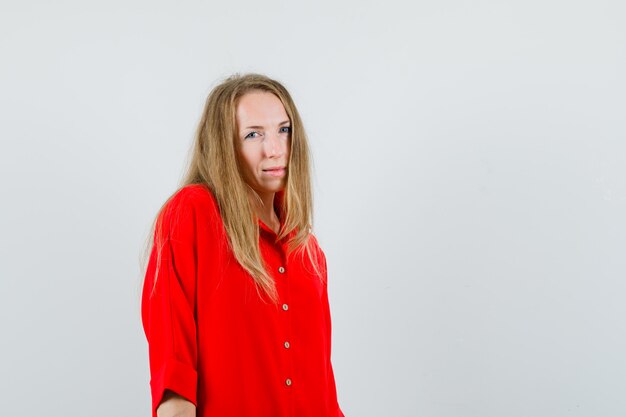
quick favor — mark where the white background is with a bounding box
[1,1,625,416]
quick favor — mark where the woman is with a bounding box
[141,73,345,417]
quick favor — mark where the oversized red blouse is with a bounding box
[141,184,345,417]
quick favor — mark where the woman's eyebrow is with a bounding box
[243,120,291,129]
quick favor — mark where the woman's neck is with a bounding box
[253,191,281,233]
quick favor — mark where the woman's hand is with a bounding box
[156,390,196,417]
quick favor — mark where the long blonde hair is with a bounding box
[141,73,322,304]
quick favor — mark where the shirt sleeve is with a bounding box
[320,252,346,417]
[141,191,200,416]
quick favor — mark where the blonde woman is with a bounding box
[141,74,345,417]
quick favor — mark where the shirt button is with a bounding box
[278,266,285,273]
[282,303,289,311]
[285,378,292,386]
[284,341,290,349]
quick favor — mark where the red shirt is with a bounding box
[141,184,345,417]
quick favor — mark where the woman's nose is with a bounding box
[264,132,284,157]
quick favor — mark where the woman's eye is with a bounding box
[279,126,291,134]
[244,131,260,139]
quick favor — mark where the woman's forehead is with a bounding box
[236,91,288,127]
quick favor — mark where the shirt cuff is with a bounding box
[150,358,198,415]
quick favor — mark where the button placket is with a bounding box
[277,253,294,390]
[262,230,294,389]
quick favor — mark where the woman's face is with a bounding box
[236,91,291,198]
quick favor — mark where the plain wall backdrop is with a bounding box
[1,1,625,416]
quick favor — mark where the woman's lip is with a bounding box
[263,168,286,177]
